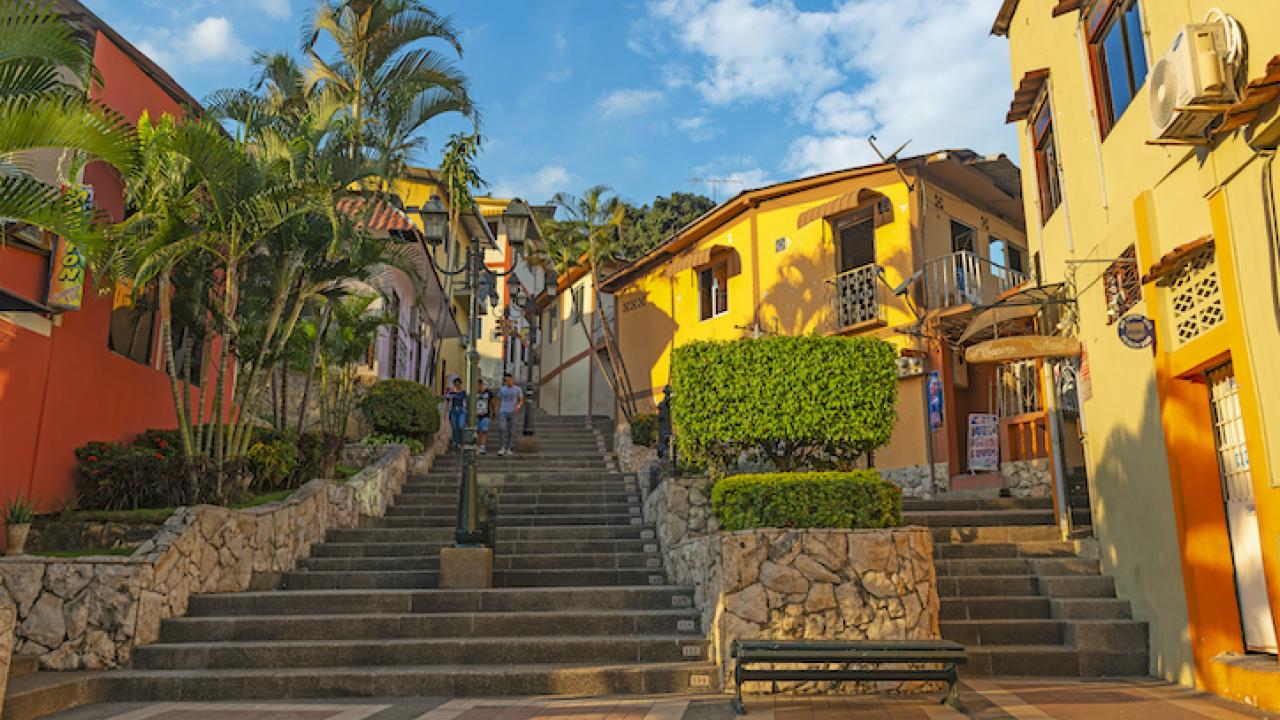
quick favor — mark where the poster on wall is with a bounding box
[46,237,86,310]
[927,371,944,430]
[968,413,1000,472]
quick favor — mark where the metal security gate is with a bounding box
[1207,363,1277,652]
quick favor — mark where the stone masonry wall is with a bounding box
[1001,459,1052,498]
[878,464,950,499]
[0,603,13,715]
[0,417,449,672]
[646,478,941,693]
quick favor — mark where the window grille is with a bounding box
[1102,245,1141,324]
[1166,246,1224,346]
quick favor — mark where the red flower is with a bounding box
[157,440,167,448]
[87,455,97,462]
[154,453,164,460]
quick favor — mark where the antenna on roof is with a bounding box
[868,135,916,191]
[689,177,745,204]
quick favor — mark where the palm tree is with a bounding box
[549,186,638,419]
[0,0,136,242]
[304,0,476,171]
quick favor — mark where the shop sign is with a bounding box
[1117,314,1155,349]
[1079,344,1093,402]
[927,371,944,430]
[968,413,1000,472]
[47,236,86,310]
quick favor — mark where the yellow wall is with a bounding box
[1002,0,1280,703]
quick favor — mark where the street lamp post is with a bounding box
[520,294,538,435]
[420,196,533,547]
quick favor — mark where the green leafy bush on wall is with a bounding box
[245,440,299,490]
[631,413,659,447]
[359,432,425,454]
[711,471,903,531]
[359,379,440,439]
[670,335,898,472]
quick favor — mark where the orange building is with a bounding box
[0,1,207,512]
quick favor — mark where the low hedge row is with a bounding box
[710,471,903,531]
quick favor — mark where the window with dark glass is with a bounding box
[1088,0,1149,136]
[108,282,156,365]
[950,221,976,253]
[1032,99,1063,222]
[1103,245,1141,323]
[698,261,729,320]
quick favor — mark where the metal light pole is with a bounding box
[419,197,484,545]
[521,294,538,435]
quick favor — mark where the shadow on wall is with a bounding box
[1090,372,1196,684]
[757,244,912,338]
[619,293,678,410]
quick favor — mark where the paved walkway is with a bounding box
[41,679,1276,720]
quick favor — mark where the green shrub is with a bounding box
[360,432,425,454]
[74,442,250,510]
[297,431,344,481]
[245,440,299,490]
[711,471,903,531]
[359,379,440,439]
[631,413,659,447]
[670,336,898,472]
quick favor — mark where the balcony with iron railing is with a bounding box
[922,251,1025,311]
[827,263,886,331]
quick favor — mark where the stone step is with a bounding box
[933,540,1090,559]
[280,567,671,590]
[102,661,719,699]
[1064,620,1149,651]
[407,475,636,487]
[7,655,38,680]
[396,491,640,505]
[386,503,640,517]
[491,569,669,587]
[934,558,1100,576]
[371,514,645,528]
[311,538,659,557]
[1037,575,1116,598]
[131,635,707,670]
[941,596,1050,620]
[940,619,1065,645]
[903,498,1053,512]
[431,458,616,469]
[300,552,661,573]
[905,510,1056,527]
[2,670,107,720]
[327,525,656,543]
[160,610,702,643]
[186,587,696,617]
[281,570,438,590]
[1049,598,1134,619]
[962,645,1148,677]
[936,575,1040,597]
[932,526,1063,544]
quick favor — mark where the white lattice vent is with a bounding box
[1165,247,1224,346]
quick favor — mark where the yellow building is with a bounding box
[995,0,1280,708]
[602,151,1032,494]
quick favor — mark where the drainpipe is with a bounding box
[915,172,940,495]
[1042,361,1073,540]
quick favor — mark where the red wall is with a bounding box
[0,32,200,513]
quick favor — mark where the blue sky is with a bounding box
[83,0,1019,207]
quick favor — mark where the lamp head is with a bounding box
[502,199,532,246]
[418,195,448,246]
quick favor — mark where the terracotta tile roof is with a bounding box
[335,197,418,235]
[1006,68,1050,123]
[1142,235,1214,285]
[1216,55,1280,135]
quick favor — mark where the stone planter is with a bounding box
[4,524,30,556]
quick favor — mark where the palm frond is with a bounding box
[0,0,95,86]
[0,96,137,171]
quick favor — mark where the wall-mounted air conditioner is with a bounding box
[1150,23,1236,142]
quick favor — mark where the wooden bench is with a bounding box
[730,639,967,713]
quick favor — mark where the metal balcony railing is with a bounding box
[922,251,1025,310]
[829,263,884,329]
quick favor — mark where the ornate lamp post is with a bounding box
[498,201,536,436]
[419,196,485,546]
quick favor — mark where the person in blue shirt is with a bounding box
[445,377,466,449]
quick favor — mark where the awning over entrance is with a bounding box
[965,335,1080,364]
[663,244,740,278]
[959,303,1040,344]
[796,188,890,230]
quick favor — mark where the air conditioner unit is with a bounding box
[1149,23,1236,141]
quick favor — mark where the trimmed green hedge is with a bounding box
[670,335,898,471]
[711,471,903,531]
[359,379,440,439]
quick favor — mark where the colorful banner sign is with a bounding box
[927,371,944,430]
[47,237,86,310]
[968,413,1000,472]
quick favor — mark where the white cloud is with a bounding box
[676,115,718,142]
[137,16,248,69]
[646,0,1018,177]
[258,0,291,20]
[491,165,573,204]
[597,88,665,118]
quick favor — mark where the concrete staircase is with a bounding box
[99,415,716,702]
[908,496,1148,677]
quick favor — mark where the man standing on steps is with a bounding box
[497,373,524,456]
[475,379,494,454]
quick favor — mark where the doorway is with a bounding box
[1207,362,1277,653]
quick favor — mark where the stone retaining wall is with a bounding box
[0,603,13,715]
[0,419,448,672]
[646,478,941,693]
[1001,459,1052,498]
[879,464,950,499]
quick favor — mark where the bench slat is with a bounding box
[737,651,966,664]
[734,640,964,653]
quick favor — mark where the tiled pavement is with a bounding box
[40,679,1276,720]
